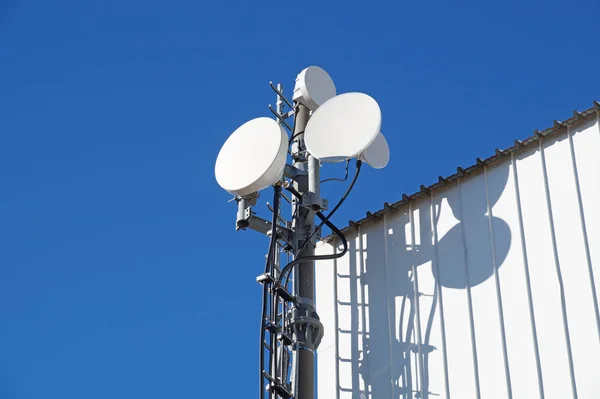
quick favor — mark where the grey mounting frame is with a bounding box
[236,196,293,247]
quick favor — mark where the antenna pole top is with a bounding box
[293,66,336,111]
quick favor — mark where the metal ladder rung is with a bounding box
[263,371,294,399]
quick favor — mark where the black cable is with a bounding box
[276,209,348,287]
[296,159,362,257]
[289,130,304,144]
[263,155,354,395]
[280,169,360,286]
[259,185,281,399]
[321,160,351,184]
[270,214,346,370]
[288,105,300,145]
[272,159,360,329]
[259,284,268,397]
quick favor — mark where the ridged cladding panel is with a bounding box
[315,112,600,399]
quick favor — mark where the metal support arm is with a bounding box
[236,199,292,245]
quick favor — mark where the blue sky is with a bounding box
[1,0,598,397]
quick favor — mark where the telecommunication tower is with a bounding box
[214,66,390,399]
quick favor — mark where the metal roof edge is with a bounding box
[323,100,600,243]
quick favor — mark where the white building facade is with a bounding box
[315,106,600,398]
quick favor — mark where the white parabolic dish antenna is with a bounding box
[304,92,381,163]
[292,66,336,111]
[360,131,390,169]
[215,117,288,197]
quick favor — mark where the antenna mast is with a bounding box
[214,66,387,399]
[290,102,322,399]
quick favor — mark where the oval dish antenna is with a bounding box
[360,131,390,169]
[292,66,336,111]
[304,92,381,163]
[215,117,288,197]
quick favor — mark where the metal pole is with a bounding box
[291,103,318,399]
[308,155,320,211]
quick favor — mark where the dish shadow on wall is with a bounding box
[335,162,512,398]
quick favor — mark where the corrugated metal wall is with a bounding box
[315,113,600,398]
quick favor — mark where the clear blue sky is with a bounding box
[1,0,598,397]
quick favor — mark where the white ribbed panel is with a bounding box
[315,115,600,399]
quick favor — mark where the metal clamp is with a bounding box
[284,164,308,180]
[289,302,323,350]
[302,195,328,211]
